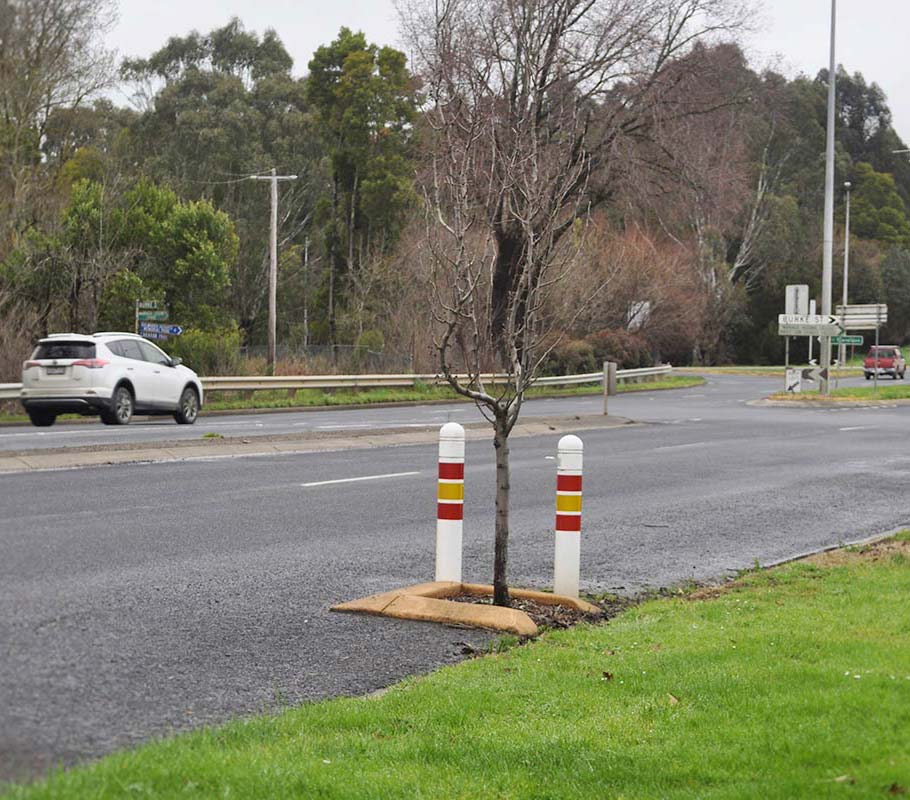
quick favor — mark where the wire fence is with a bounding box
[238,344,415,374]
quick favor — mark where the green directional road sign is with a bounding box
[138,310,168,321]
[832,335,863,345]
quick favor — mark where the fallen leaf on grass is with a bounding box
[833,775,855,784]
[668,693,680,705]
[601,672,614,681]
[888,783,908,795]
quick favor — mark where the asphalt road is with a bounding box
[0,372,874,452]
[3,374,910,782]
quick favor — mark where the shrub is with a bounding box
[587,329,654,369]
[352,329,386,371]
[539,339,598,376]
[166,324,242,376]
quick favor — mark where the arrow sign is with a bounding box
[800,367,829,383]
[167,325,183,336]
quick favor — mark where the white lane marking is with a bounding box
[652,442,709,452]
[315,422,432,430]
[301,471,420,487]
[839,426,871,432]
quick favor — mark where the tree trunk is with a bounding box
[491,227,523,351]
[492,414,511,607]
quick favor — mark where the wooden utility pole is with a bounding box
[250,169,297,370]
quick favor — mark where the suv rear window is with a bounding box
[33,342,95,360]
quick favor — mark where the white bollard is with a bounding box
[554,434,583,598]
[435,422,465,582]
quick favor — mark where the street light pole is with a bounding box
[820,0,837,394]
[839,180,851,370]
[250,169,298,370]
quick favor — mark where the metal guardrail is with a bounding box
[535,365,671,386]
[0,365,672,401]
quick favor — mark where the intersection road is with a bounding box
[2,374,909,781]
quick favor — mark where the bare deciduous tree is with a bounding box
[400,0,748,605]
[0,0,116,251]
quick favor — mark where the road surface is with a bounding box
[2,374,908,781]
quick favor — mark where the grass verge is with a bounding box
[201,375,703,412]
[6,535,909,799]
[0,376,704,423]
[769,381,910,402]
[678,365,864,378]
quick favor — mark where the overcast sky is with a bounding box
[105,0,910,141]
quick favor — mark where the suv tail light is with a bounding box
[72,358,109,369]
[24,361,41,369]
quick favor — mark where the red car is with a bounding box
[863,346,906,380]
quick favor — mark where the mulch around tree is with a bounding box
[447,593,629,631]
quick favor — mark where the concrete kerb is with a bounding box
[331,581,602,637]
[0,414,637,474]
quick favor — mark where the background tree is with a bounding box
[0,0,116,255]
[121,19,320,340]
[307,28,417,349]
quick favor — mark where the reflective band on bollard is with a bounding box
[436,422,465,582]
[554,434,583,598]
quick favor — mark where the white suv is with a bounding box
[20,332,204,427]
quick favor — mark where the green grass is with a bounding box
[770,381,910,402]
[678,365,864,378]
[201,375,703,412]
[7,537,909,799]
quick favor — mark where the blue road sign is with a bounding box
[140,323,183,336]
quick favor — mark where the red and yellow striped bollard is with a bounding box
[436,422,465,582]
[554,434,583,597]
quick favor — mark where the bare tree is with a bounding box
[0,0,116,252]
[400,0,748,605]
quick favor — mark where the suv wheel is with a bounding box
[174,387,199,425]
[27,410,56,427]
[110,385,134,425]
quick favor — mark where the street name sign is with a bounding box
[140,323,183,336]
[832,335,863,346]
[137,301,159,310]
[138,310,168,322]
[778,314,844,337]
[141,331,169,341]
